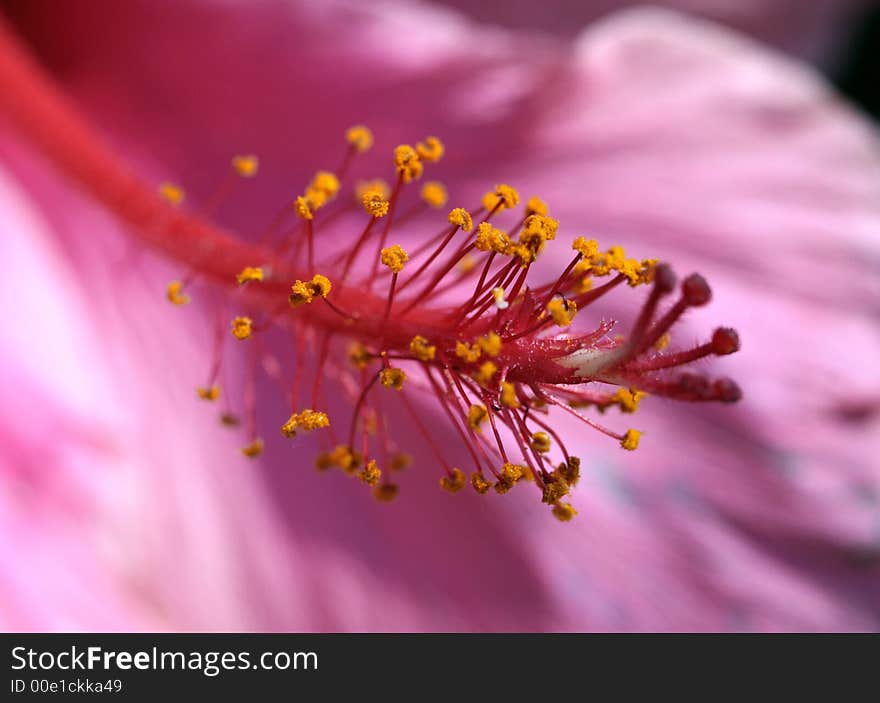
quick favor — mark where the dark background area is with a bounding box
[836,4,880,119]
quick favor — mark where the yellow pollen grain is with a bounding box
[482,184,519,212]
[346,125,374,153]
[281,409,330,438]
[166,280,190,306]
[420,181,448,208]
[359,459,382,486]
[541,472,569,504]
[614,388,647,414]
[530,431,551,453]
[230,316,253,340]
[492,287,509,310]
[415,136,444,162]
[547,298,577,327]
[380,244,409,273]
[467,404,487,430]
[196,385,220,401]
[409,335,436,361]
[621,429,642,451]
[474,361,497,387]
[240,438,264,458]
[448,207,473,232]
[477,332,502,358]
[231,154,259,177]
[294,195,313,220]
[158,182,184,205]
[552,502,578,522]
[494,462,524,494]
[289,275,331,306]
[455,341,481,364]
[362,191,390,218]
[393,144,423,183]
[309,171,340,201]
[379,367,406,391]
[439,467,466,493]
[500,381,519,408]
[572,236,600,259]
[471,471,491,495]
[475,223,511,255]
[236,266,264,285]
[558,456,581,487]
[526,196,548,216]
[655,332,671,351]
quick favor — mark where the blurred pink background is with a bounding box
[1,0,878,631]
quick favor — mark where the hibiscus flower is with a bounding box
[1,0,877,631]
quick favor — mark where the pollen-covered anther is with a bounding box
[289,275,332,306]
[526,196,549,216]
[482,184,520,211]
[614,388,647,414]
[318,444,363,474]
[500,381,519,408]
[475,223,512,254]
[470,471,491,494]
[415,136,444,162]
[494,462,525,494]
[448,207,473,232]
[477,332,503,357]
[158,182,184,205]
[530,431,552,453]
[467,404,488,430]
[241,438,264,458]
[196,385,220,401]
[541,472,569,504]
[380,367,406,391]
[492,287,509,310]
[230,316,253,340]
[621,429,642,451]
[294,196,313,220]
[393,144,423,183]
[547,298,577,327]
[380,244,409,274]
[362,190,390,218]
[346,125,374,153]
[558,456,581,486]
[711,327,740,355]
[236,266,264,285]
[572,236,600,259]
[305,171,340,210]
[421,181,447,208]
[455,341,481,364]
[439,467,466,493]
[409,335,436,361]
[231,154,259,177]
[359,459,382,486]
[281,409,330,438]
[474,361,497,387]
[551,502,578,522]
[166,280,190,306]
